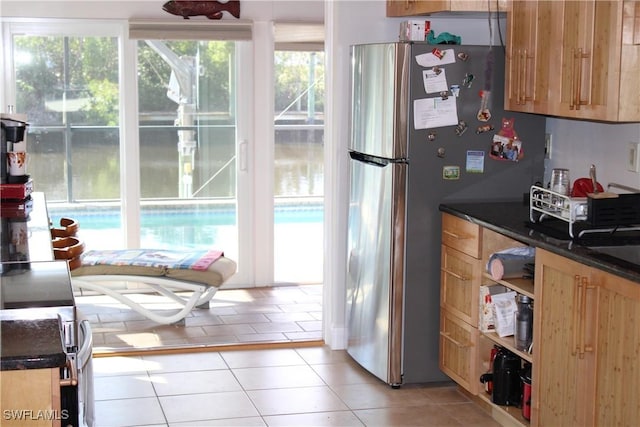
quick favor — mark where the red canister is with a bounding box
[521,363,532,420]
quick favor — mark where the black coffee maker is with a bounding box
[1,117,28,184]
[491,346,522,406]
[1,121,7,183]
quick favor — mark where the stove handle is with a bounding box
[77,320,93,364]
[60,358,78,387]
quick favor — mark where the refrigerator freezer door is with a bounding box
[350,43,410,160]
[346,154,406,385]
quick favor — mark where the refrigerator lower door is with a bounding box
[346,153,406,386]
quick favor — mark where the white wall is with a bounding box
[545,118,640,192]
[0,0,324,21]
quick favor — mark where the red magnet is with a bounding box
[432,48,445,59]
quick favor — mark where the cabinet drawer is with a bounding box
[439,308,479,395]
[441,245,482,325]
[442,213,481,258]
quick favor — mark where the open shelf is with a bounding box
[482,273,534,299]
[481,331,533,363]
[477,392,530,427]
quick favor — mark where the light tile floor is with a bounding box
[76,284,323,353]
[92,346,501,427]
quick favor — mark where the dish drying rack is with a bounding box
[529,184,640,238]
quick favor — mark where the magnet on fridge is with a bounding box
[443,165,460,180]
[437,147,446,158]
[440,91,449,100]
[476,124,494,134]
[431,47,445,59]
[463,73,474,88]
[477,90,492,122]
[457,52,469,61]
[450,85,460,97]
[428,131,437,141]
[432,66,442,75]
[455,120,468,136]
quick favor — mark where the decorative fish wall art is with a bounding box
[162,0,241,20]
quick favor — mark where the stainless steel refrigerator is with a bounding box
[346,42,545,386]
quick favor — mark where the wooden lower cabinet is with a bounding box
[440,245,482,325]
[533,249,640,427]
[439,307,479,394]
[440,213,483,396]
[0,368,62,427]
[440,212,640,426]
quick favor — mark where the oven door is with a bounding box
[61,319,94,427]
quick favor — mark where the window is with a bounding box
[5,21,251,285]
[273,24,324,284]
[4,19,324,286]
[12,33,120,202]
[136,39,241,259]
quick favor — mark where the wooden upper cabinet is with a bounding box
[505,1,556,113]
[506,0,640,122]
[555,1,628,121]
[387,0,506,16]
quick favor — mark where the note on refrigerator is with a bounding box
[413,96,458,129]
[415,49,456,67]
[422,69,448,94]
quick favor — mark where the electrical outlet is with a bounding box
[628,142,640,173]
[544,133,552,159]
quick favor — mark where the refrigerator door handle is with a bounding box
[349,151,404,167]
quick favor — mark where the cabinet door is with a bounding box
[440,307,479,394]
[591,270,640,426]
[505,1,556,113]
[441,245,482,325]
[387,0,505,16]
[0,368,61,427]
[441,213,481,258]
[555,1,624,120]
[534,249,640,427]
[533,249,595,427]
[387,0,439,16]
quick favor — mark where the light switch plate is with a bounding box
[545,133,552,159]
[628,142,640,173]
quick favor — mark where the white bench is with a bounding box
[70,249,237,325]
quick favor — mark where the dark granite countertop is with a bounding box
[1,318,67,371]
[1,193,75,371]
[440,201,640,284]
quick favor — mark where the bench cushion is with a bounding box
[72,249,237,287]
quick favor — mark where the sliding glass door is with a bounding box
[4,19,324,287]
[5,21,250,285]
[136,39,242,266]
